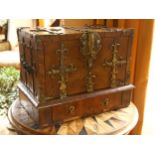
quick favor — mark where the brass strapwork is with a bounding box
[86,71,96,93]
[80,32,102,92]
[48,43,77,99]
[102,40,127,88]
[20,38,36,94]
[27,41,35,72]
[20,38,27,83]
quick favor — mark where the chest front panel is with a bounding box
[41,32,132,102]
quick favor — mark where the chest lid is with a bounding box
[18,25,133,37]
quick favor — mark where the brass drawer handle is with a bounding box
[101,98,110,106]
[68,105,75,114]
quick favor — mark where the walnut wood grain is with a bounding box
[17,26,134,128]
[8,100,138,135]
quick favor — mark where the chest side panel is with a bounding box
[17,29,47,104]
[18,29,37,96]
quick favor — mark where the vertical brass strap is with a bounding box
[102,40,127,88]
[48,43,77,99]
[80,32,102,92]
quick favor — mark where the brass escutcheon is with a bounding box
[68,105,75,114]
[101,98,110,106]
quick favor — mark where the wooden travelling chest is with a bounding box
[17,25,134,128]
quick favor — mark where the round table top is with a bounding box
[8,99,139,135]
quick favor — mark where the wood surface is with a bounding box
[18,83,134,127]
[17,26,134,103]
[36,19,154,134]
[17,26,134,129]
[8,99,138,135]
[95,19,154,134]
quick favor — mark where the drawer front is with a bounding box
[52,89,132,123]
[52,102,81,123]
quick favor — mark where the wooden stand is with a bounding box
[8,99,138,135]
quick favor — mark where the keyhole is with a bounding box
[68,105,75,114]
[101,98,110,106]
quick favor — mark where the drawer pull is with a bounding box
[101,98,109,106]
[68,105,75,114]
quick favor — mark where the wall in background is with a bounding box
[8,19,34,50]
[61,19,95,26]
[142,20,155,134]
[38,19,97,27]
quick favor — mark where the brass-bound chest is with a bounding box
[17,26,134,127]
